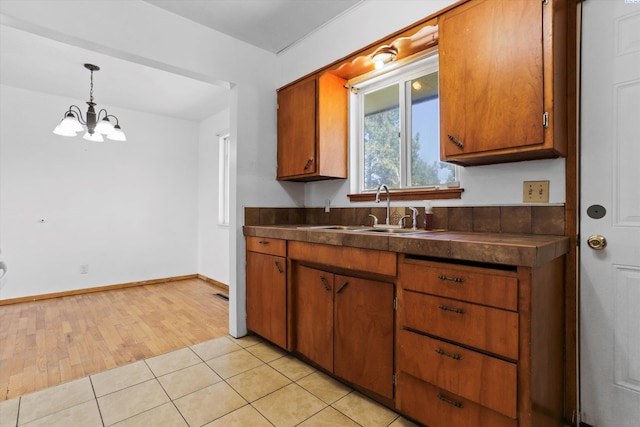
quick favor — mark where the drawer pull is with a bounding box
[274,261,284,274]
[436,347,462,360]
[447,134,464,149]
[439,304,465,314]
[437,393,464,409]
[303,158,313,170]
[258,240,270,245]
[336,281,350,294]
[320,276,331,292]
[438,274,464,283]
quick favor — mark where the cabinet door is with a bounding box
[440,0,544,162]
[334,275,394,399]
[294,265,334,372]
[246,251,287,348]
[277,77,316,179]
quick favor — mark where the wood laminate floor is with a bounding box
[0,278,229,400]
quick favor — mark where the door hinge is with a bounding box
[543,112,549,128]
[393,297,397,311]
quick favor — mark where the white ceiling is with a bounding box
[0,0,362,122]
[143,0,362,54]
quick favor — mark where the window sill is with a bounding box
[348,188,463,202]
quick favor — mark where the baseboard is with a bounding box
[197,274,230,292]
[0,274,203,306]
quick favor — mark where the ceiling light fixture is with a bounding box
[372,45,398,70]
[53,63,126,142]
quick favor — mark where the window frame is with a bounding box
[218,133,230,227]
[348,53,461,200]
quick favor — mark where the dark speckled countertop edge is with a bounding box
[243,225,570,268]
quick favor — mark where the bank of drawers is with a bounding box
[397,257,519,426]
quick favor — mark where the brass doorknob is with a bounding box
[587,234,607,250]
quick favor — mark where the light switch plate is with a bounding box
[523,180,549,203]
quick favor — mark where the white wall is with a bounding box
[0,85,199,299]
[198,109,230,285]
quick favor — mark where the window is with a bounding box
[218,133,230,226]
[352,54,456,193]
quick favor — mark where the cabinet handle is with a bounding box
[438,275,464,283]
[258,240,269,245]
[303,158,313,170]
[447,134,464,149]
[274,261,284,274]
[436,347,462,361]
[437,393,464,409]
[336,281,350,294]
[320,276,331,291]
[439,304,465,314]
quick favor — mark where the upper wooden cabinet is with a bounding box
[439,0,568,166]
[277,72,348,181]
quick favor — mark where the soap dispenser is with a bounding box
[423,202,433,230]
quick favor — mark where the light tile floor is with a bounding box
[0,335,419,427]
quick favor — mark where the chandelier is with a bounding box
[53,63,126,142]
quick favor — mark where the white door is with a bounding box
[580,1,640,426]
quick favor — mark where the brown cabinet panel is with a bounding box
[246,236,286,257]
[288,241,397,277]
[246,251,287,348]
[396,372,517,427]
[439,0,566,165]
[398,329,517,418]
[277,77,316,178]
[403,291,519,360]
[399,258,518,311]
[334,275,394,399]
[277,73,348,181]
[293,265,334,372]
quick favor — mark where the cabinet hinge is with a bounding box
[393,297,397,311]
[543,112,549,128]
[393,373,396,386]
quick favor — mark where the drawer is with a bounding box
[398,329,517,418]
[399,258,518,311]
[396,372,517,427]
[402,291,519,360]
[247,236,286,257]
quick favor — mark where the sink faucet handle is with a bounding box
[409,207,419,230]
[398,215,410,227]
[368,214,379,226]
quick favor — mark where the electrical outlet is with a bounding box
[523,180,549,203]
[80,264,89,274]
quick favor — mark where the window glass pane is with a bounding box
[409,72,455,186]
[363,84,400,191]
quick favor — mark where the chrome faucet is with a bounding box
[375,183,391,225]
[408,207,419,230]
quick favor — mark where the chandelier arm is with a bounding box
[66,105,87,125]
[105,114,120,126]
[97,109,110,121]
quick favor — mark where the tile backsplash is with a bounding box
[244,205,566,236]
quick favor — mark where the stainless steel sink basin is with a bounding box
[296,225,368,231]
[363,228,429,234]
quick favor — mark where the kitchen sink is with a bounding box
[296,225,368,231]
[363,228,431,234]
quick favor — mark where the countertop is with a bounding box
[243,225,570,268]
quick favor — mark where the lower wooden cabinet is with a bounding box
[246,237,287,349]
[293,263,395,399]
[396,255,565,427]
